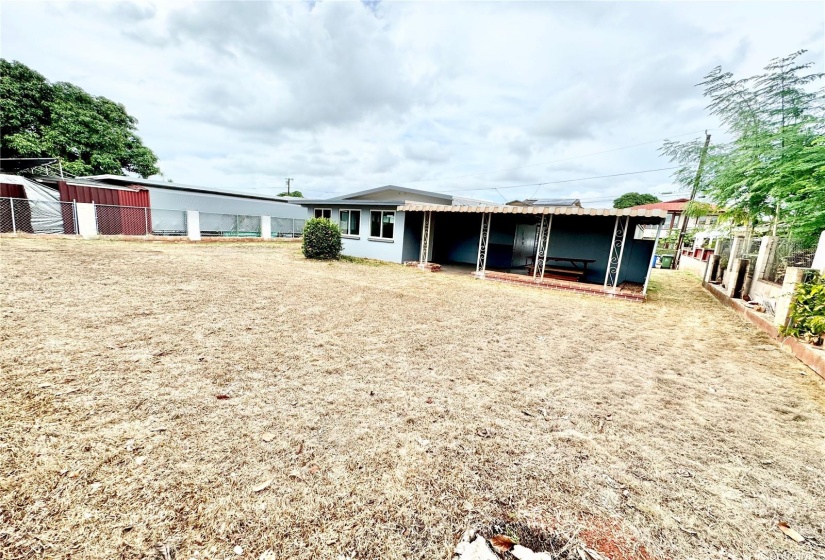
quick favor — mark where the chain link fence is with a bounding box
[2,197,302,239]
[200,213,261,237]
[737,237,762,276]
[762,238,816,285]
[717,238,732,272]
[271,217,305,238]
[151,209,187,236]
[0,197,78,234]
[95,204,152,235]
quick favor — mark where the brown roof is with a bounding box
[628,198,690,211]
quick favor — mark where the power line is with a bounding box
[436,166,681,193]
[399,129,710,186]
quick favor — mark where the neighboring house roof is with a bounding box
[296,185,494,207]
[628,198,691,212]
[508,198,582,207]
[84,174,293,203]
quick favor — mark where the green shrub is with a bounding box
[781,271,825,345]
[302,217,342,260]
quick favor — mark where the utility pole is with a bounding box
[285,178,293,196]
[674,131,711,268]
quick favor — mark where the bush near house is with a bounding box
[302,217,342,260]
[782,271,825,345]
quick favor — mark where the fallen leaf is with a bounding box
[252,479,272,493]
[308,464,320,475]
[215,394,231,400]
[135,456,146,465]
[462,500,473,512]
[489,534,516,553]
[261,432,276,443]
[522,410,534,417]
[426,397,434,404]
[295,441,303,454]
[778,521,805,543]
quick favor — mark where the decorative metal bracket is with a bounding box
[419,211,432,263]
[604,215,630,290]
[533,214,553,282]
[475,213,492,275]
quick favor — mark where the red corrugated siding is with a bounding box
[0,183,27,198]
[57,181,150,207]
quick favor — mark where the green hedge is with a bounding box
[782,271,825,345]
[302,218,342,260]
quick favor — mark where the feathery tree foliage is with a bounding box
[662,51,824,245]
[0,59,159,178]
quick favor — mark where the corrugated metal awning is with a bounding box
[397,203,667,218]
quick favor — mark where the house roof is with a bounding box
[508,198,582,207]
[84,174,294,203]
[295,185,493,206]
[397,203,667,218]
[33,175,146,192]
[336,185,453,201]
[628,198,691,212]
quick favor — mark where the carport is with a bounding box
[400,203,667,299]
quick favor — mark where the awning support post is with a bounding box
[10,198,16,233]
[604,215,630,291]
[533,214,553,282]
[642,220,663,296]
[475,213,492,277]
[419,211,432,264]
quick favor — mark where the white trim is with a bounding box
[338,208,362,236]
[368,237,394,243]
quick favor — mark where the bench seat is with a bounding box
[526,265,585,282]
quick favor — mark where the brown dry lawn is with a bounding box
[1,238,824,560]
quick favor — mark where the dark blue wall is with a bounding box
[423,211,658,284]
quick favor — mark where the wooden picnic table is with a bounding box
[527,256,596,272]
[526,256,597,282]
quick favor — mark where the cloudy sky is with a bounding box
[2,1,823,205]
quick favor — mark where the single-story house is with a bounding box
[297,186,667,299]
[631,198,720,239]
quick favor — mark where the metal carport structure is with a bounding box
[399,203,668,299]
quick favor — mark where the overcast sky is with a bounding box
[2,1,823,205]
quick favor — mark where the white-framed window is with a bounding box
[314,208,331,220]
[339,209,361,236]
[370,210,395,239]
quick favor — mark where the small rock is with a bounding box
[261,433,276,443]
[454,536,498,560]
[135,456,146,465]
[234,545,244,555]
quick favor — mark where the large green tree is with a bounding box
[0,59,159,177]
[612,192,661,209]
[662,51,824,245]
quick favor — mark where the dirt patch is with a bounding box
[1,238,824,559]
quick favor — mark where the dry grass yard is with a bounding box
[2,238,825,560]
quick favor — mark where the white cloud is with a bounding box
[1,0,822,205]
